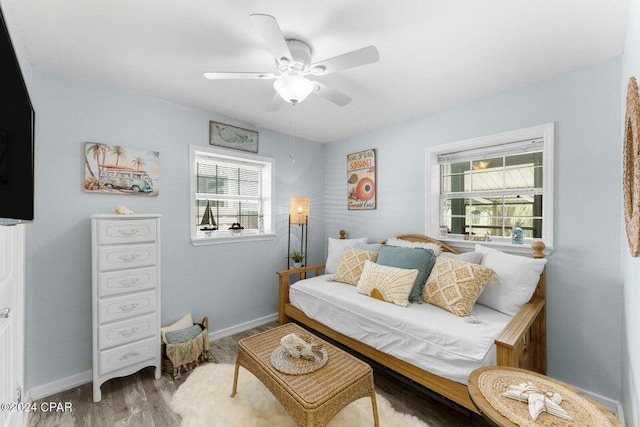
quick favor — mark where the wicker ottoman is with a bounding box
[231,323,380,427]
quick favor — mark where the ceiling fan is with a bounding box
[203,14,380,111]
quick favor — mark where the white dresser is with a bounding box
[91,214,161,402]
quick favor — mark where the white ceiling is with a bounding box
[5,0,628,142]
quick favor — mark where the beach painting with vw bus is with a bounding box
[84,142,159,196]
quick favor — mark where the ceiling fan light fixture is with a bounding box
[274,75,314,104]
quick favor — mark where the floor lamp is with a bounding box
[288,197,309,269]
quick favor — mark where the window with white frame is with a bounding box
[189,145,274,245]
[425,123,554,250]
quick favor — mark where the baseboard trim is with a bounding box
[616,402,626,426]
[209,313,278,341]
[28,370,92,400]
[576,386,624,421]
[26,314,277,401]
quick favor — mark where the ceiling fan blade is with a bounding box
[265,93,282,112]
[312,82,352,106]
[203,72,276,80]
[249,14,293,64]
[310,46,379,75]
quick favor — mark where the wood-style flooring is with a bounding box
[27,322,489,426]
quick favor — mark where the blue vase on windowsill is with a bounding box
[511,224,524,244]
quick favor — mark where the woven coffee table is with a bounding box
[231,323,380,427]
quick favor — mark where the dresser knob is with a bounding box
[118,253,141,262]
[118,327,140,337]
[117,229,141,237]
[119,351,141,361]
[118,303,139,313]
[118,277,141,287]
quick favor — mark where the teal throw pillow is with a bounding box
[376,246,436,303]
[165,324,203,344]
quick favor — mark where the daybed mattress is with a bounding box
[289,274,513,384]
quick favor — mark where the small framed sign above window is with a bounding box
[209,121,259,153]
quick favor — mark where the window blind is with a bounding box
[194,155,263,232]
[195,159,262,200]
[438,138,543,164]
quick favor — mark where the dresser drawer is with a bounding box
[98,244,156,272]
[98,313,157,350]
[98,267,157,297]
[98,219,157,245]
[99,290,156,324]
[99,337,157,375]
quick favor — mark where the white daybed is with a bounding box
[278,233,547,413]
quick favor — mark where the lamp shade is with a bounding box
[290,197,310,224]
[274,75,314,104]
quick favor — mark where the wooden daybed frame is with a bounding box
[277,232,547,414]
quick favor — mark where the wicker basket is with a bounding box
[161,316,214,378]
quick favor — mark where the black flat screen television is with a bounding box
[0,5,34,225]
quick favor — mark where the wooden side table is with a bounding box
[468,366,621,427]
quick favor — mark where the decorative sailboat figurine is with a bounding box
[199,201,217,235]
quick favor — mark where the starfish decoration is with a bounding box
[501,382,573,421]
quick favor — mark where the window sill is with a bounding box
[441,238,554,256]
[191,233,276,246]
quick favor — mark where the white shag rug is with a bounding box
[170,363,429,427]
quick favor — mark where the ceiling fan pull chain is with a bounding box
[289,103,296,164]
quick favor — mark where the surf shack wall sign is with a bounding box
[347,149,376,210]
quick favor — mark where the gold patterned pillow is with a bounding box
[333,248,378,285]
[356,261,418,307]
[422,257,496,316]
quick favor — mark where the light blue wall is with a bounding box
[26,69,325,390]
[325,59,623,400]
[21,34,629,410]
[621,0,640,424]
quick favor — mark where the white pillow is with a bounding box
[326,237,368,273]
[475,245,547,316]
[161,313,193,343]
[385,237,443,256]
[355,242,383,253]
[439,251,483,264]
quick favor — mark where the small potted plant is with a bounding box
[289,251,305,268]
